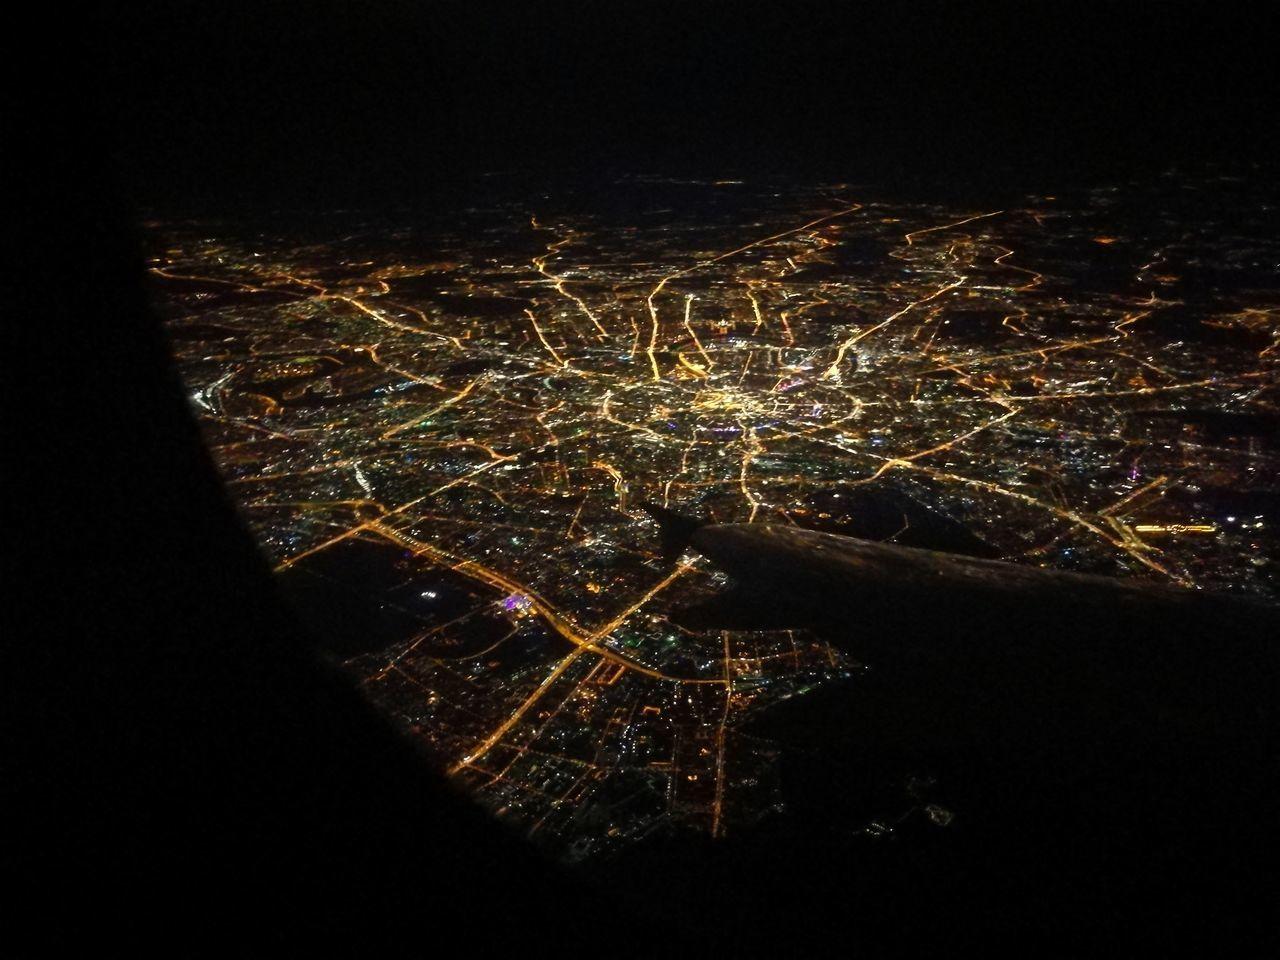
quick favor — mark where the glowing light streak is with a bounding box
[531,226,610,339]
[682,295,713,370]
[901,210,1004,248]
[352,463,373,497]
[747,285,765,335]
[822,277,968,380]
[738,424,765,522]
[380,373,487,440]
[526,309,568,367]
[592,460,629,513]
[1099,475,1170,517]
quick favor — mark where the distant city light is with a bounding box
[152,172,1277,862]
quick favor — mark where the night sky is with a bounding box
[94,2,1277,208]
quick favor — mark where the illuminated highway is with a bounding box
[147,171,1278,860]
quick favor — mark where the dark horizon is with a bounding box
[93,2,1278,211]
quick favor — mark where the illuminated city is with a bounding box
[145,170,1278,862]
